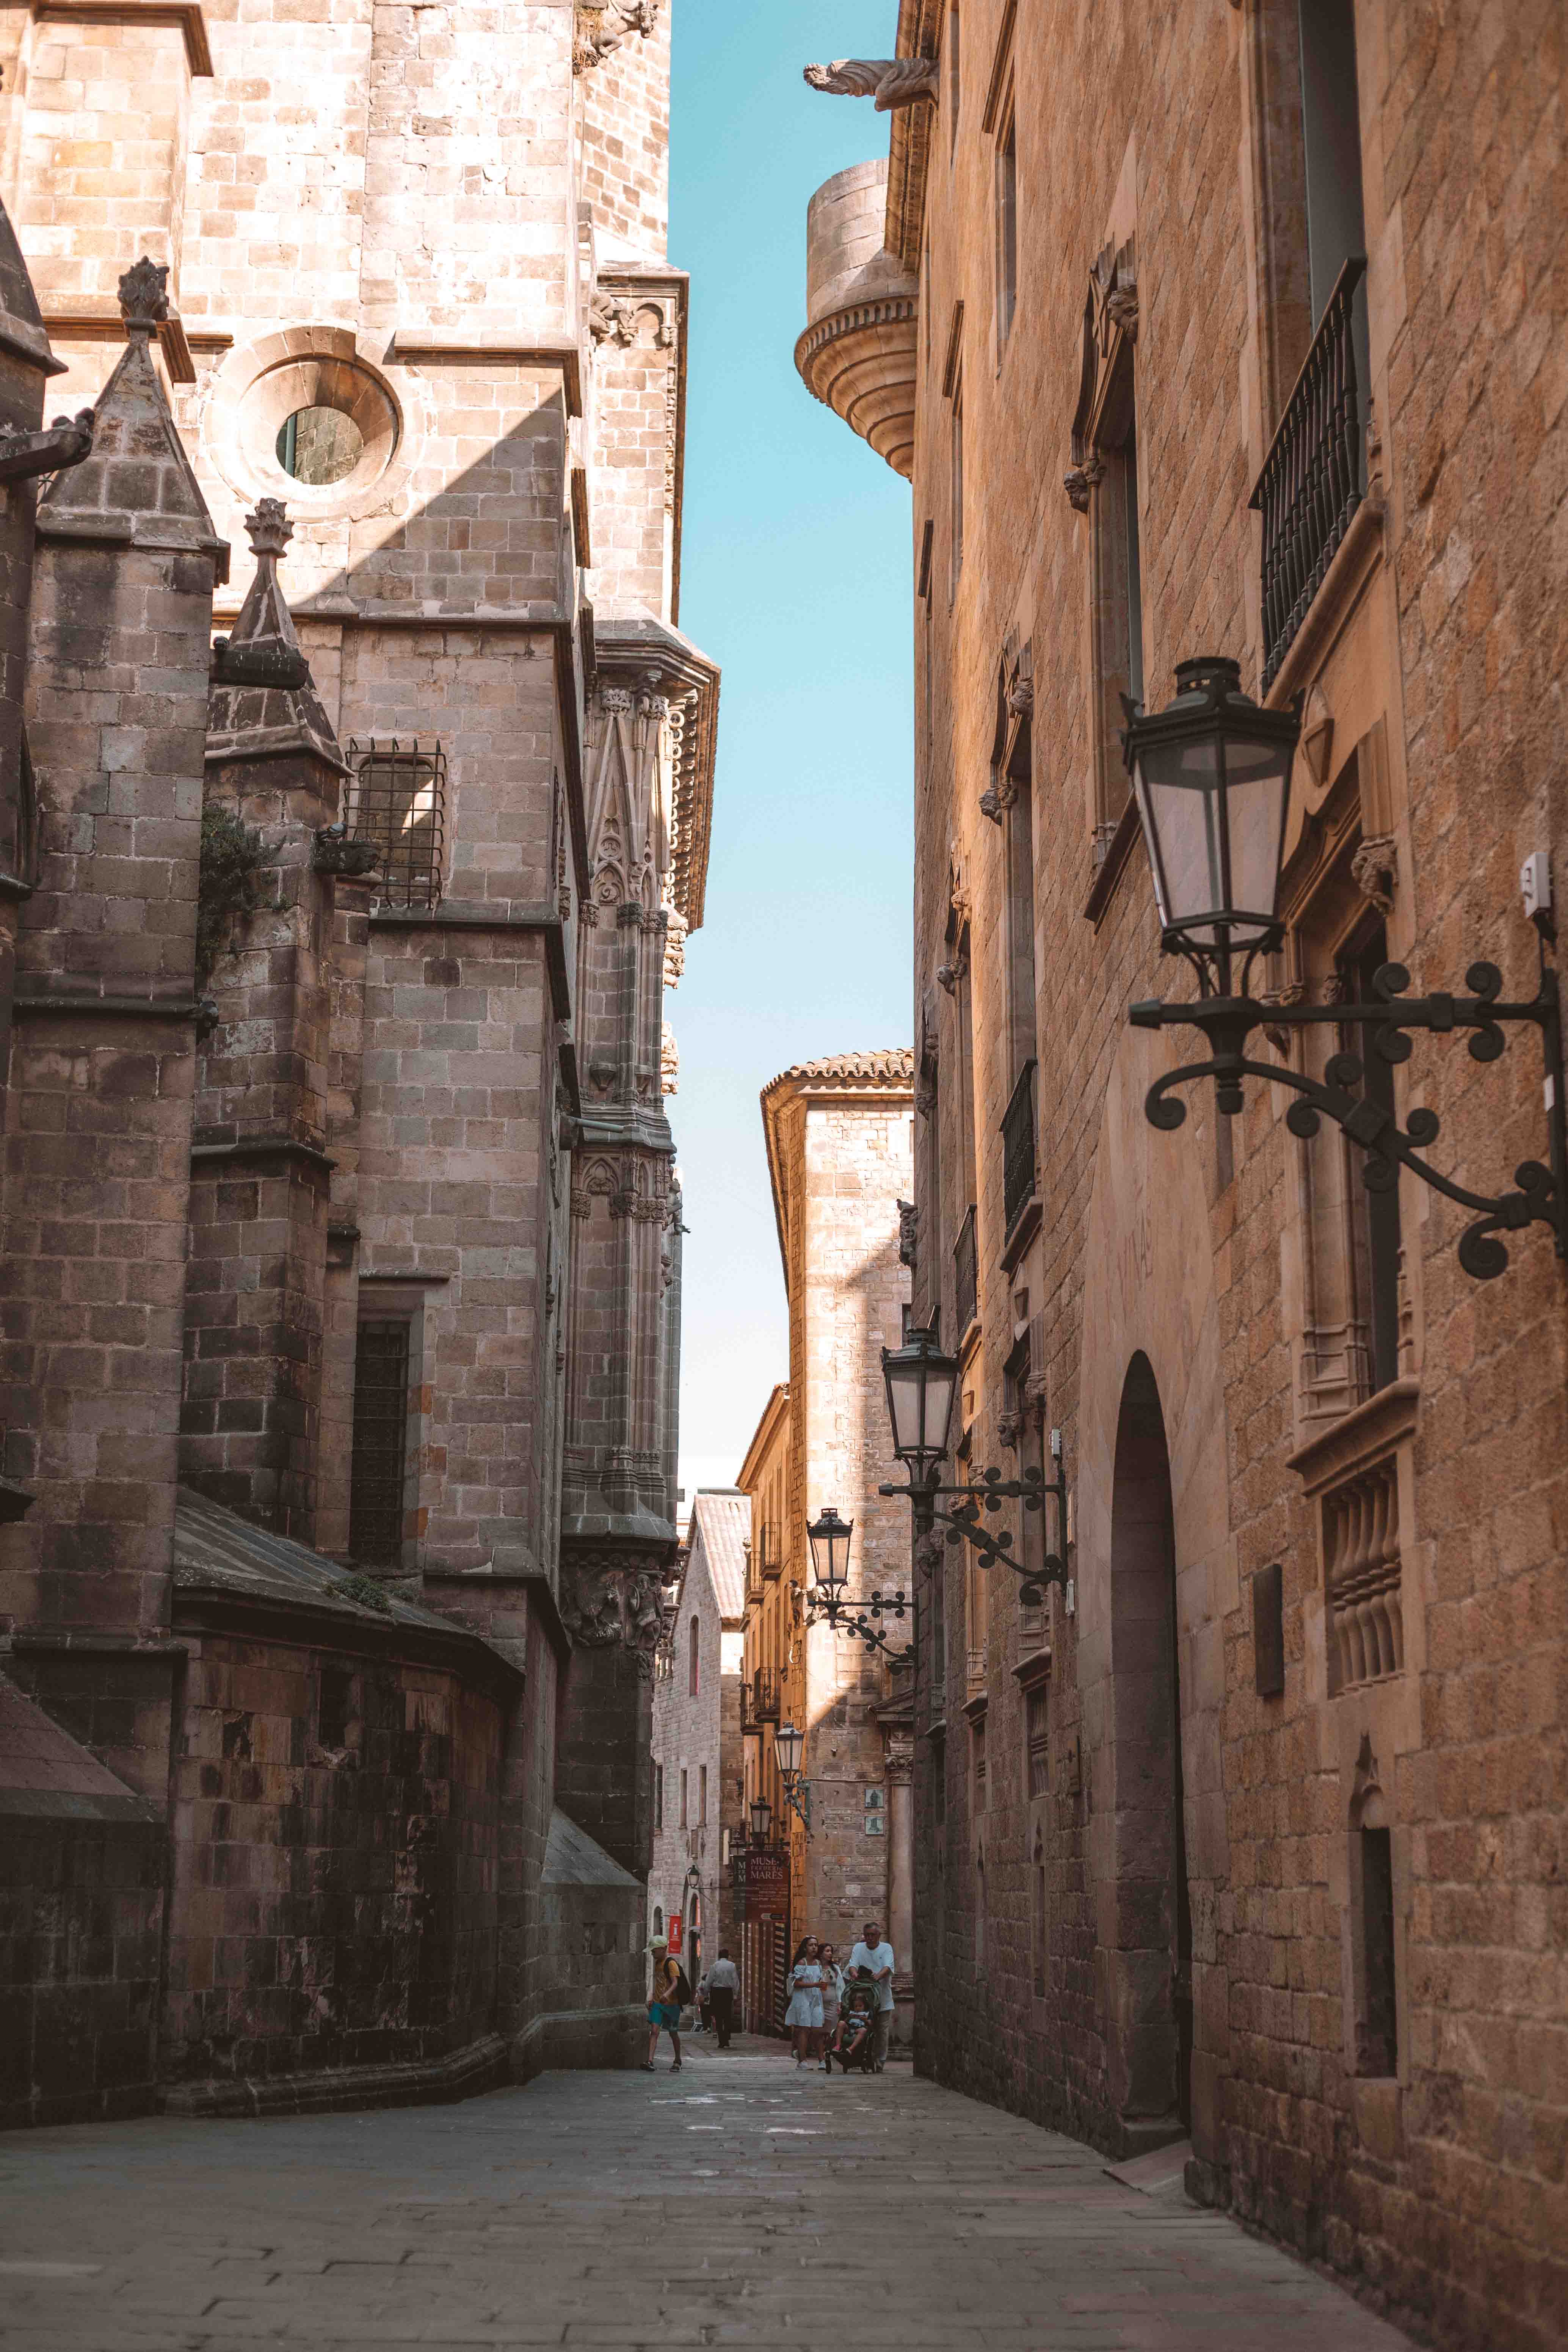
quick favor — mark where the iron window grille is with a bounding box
[348,1317,410,1566]
[954,1203,978,1337]
[1001,1060,1038,1239]
[1250,256,1368,690]
[346,737,447,908]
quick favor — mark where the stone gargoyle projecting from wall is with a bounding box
[802,57,939,111]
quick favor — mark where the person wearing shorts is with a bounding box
[643,1940,683,2071]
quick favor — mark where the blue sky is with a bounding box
[668,2,913,1507]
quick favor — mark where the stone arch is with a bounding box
[1107,1353,1190,2132]
[1076,1019,1234,2162]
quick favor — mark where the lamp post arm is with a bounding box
[1130,956,1566,1278]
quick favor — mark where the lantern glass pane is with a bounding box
[1218,731,1292,933]
[1134,733,1223,936]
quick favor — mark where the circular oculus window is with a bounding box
[238,354,398,503]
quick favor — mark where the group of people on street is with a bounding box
[784,1921,895,2072]
[641,1920,896,2073]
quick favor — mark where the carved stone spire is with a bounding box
[207,499,347,776]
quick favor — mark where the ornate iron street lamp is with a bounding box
[748,1792,772,1844]
[804,1503,911,1658]
[1123,656,1566,1279]
[877,1317,1070,1607]
[773,1719,811,1834]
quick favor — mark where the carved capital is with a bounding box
[1006,676,1035,720]
[803,56,939,112]
[883,1734,914,1785]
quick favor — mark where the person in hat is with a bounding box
[643,1938,685,2072]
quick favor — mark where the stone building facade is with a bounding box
[0,0,718,2126]
[801,6,1568,2349]
[737,1055,916,2038]
[648,1488,746,1990]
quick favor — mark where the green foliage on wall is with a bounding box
[196,803,272,989]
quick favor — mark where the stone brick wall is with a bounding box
[811,4,1568,2347]
[162,1623,510,2090]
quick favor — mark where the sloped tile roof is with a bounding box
[762,1048,914,1093]
[688,1489,751,1620]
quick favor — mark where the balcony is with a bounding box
[953,1204,978,1339]
[743,1538,762,1606]
[760,1521,783,1580]
[751,1668,779,1723]
[1250,255,1368,691]
[1001,1060,1038,1245]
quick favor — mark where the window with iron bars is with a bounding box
[346,737,447,908]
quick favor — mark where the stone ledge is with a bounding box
[160,2032,509,2120]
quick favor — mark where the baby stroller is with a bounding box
[828,1971,878,2073]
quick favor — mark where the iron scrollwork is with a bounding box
[1133,947,1566,1281]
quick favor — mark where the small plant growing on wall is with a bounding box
[196,802,273,989]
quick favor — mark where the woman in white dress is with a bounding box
[784,1935,825,2065]
[817,1942,844,2071]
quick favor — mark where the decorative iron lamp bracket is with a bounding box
[879,1453,1071,1607]
[780,1772,812,1835]
[804,1581,912,1661]
[1130,936,1566,1281]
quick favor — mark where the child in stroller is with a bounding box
[827,1968,879,2073]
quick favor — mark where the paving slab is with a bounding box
[0,2035,1416,2351]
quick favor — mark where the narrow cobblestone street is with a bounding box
[0,2040,1416,2351]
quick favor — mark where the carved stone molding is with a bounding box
[560,1554,667,1673]
[662,905,687,989]
[660,1022,678,1097]
[802,56,939,112]
[883,1732,914,1785]
[1351,834,1397,915]
[1065,238,1136,509]
[574,0,660,74]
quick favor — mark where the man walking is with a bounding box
[848,1918,895,2071]
[706,1947,739,2048]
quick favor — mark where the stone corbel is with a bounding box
[1351,834,1397,916]
[1063,455,1104,514]
[560,1555,668,1675]
[574,0,660,74]
[897,1198,917,1270]
[802,56,939,111]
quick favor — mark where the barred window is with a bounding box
[1025,1681,1049,1798]
[349,1318,410,1566]
[347,737,447,908]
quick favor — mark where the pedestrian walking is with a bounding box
[784,1935,824,2066]
[706,1948,739,2047]
[848,1919,896,2070]
[643,1938,686,2072]
[817,1942,843,2072]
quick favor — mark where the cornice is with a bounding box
[887,0,938,273]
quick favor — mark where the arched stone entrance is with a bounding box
[1107,1353,1192,2132]
[1076,1021,1233,2164]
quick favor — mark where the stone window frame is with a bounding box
[1344,1736,1410,2088]
[350,1279,439,1576]
[1063,232,1143,878]
[205,327,430,527]
[1274,729,1417,1441]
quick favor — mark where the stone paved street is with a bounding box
[0,2038,1416,2351]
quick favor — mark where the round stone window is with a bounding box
[276,405,365,485]
[237,352,399,504]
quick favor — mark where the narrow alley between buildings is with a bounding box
[0,2040,1416,2352]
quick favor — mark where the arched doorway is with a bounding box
[1108,1352,1192,2137]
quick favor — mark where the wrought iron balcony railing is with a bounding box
[1001,1060,1038,1239]
[760,1520,783,1578]
[751,1668,779,1722]
[1250,255,1367,690]
[954,1203,978,1337]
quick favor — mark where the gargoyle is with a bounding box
[803,57,940,111]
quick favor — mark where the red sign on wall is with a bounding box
[667,1913,683,1956]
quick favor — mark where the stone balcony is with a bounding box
[793,158,917,480]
